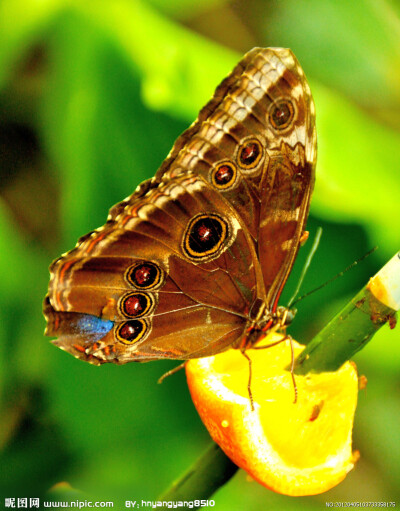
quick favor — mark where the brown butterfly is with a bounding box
[44,47,316,370]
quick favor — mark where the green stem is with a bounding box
[295,281,397,374]
[158,442,238,502]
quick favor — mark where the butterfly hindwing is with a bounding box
[45,172,260,363]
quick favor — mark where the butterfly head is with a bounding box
[275,305,297,329]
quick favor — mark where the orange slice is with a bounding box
[186,334,359,496]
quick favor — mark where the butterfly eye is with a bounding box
[125,262,163,290]
[211,162,237,189]
[119,292,154,319]
[238,139,263,169]
[269,99,295,130]
[115,319,148,344]
[182,214,229,260]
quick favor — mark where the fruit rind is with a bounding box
[186,336,359,496]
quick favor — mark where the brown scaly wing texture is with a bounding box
[128,47,316,310]
[44,47,316,365]
[44,172,262,364]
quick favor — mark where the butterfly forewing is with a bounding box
[44,47,316,365]
[161,47,316,309]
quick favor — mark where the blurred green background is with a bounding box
[1,0,399,508]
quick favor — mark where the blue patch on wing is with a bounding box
[75,314,114,342]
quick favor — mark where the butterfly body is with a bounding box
[44,47,316,366]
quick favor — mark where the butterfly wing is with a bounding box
[158,47,316,311]
[44,172,263,364]
[44,47,316,364]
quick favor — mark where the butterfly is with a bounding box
[44,47,317,369]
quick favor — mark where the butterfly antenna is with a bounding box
[287,227,323,308]
[290,245,378,308]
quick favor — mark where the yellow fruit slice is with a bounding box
[186,334,359,496]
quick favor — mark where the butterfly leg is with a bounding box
[158,362,187,384]
[253,334,298,404]
[288,335,298,404]
[240,349,255,412]
[252,336,288,349]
